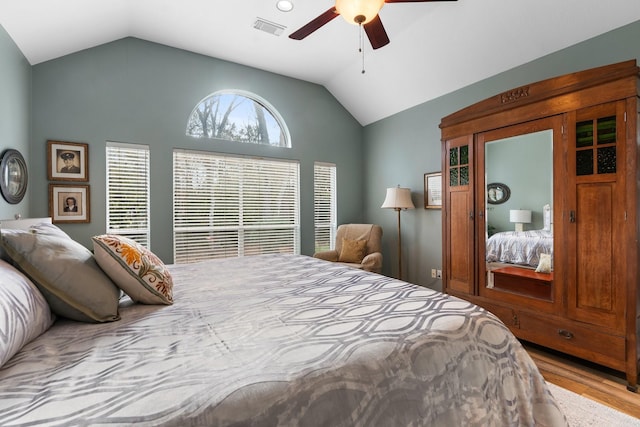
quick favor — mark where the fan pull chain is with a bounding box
[359,24,365,74]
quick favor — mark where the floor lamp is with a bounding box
[381,185,415,280]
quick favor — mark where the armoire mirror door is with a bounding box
[476,115,564,313]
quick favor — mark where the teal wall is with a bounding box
[364,19,640,289]
[0,25,31,219]
[29,38,364,261]
[3,20,640,286]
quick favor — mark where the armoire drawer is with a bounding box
[517,312,625,364]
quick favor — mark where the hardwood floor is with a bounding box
[523,341,640,419]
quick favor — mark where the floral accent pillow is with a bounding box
[92,235,173,305]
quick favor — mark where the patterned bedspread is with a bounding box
[0,254,566,426]
[486,229,554,268]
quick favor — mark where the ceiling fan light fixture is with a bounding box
[336,0,384,25]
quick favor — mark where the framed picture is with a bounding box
[49,184,90,223]
[47,140,88,181]
[424,172,442,209]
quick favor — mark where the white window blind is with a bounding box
[314,162,337,253]
[173,150,300,263]
[106,142,150,246]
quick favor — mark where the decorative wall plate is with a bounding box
[0,149,28,204]
[487,182,510,205]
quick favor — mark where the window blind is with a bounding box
[173,150,300,264]
[106,142,150,246]
[314,162,337,253]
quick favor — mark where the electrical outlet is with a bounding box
[431,268,437,278]
[436,269,442,279]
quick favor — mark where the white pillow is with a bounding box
[0,259,55,368]
[535,253,552,273]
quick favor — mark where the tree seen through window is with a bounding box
[186,90,290,147]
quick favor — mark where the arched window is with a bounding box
[186,90,290,148]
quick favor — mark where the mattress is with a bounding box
[0,254,566,426]
[486,229,554,268]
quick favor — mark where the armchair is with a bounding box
[313,224,383,273]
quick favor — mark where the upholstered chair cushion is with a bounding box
[314,224,383,273]
[338,238,367,263]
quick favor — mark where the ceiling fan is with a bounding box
[289,0,458,50]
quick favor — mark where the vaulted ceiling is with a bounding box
[1,0,639,125]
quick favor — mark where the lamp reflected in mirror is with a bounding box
[510,209,532,232]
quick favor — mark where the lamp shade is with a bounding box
[381,186,415,210]
[509,209,532,223]
[336,0,385,25]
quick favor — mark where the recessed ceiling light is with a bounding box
[276,1,294,12]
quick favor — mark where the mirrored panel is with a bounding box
[485,130,554,294]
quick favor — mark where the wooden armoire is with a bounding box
[440,60,640,391]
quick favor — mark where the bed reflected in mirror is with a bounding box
[484,129,554,288]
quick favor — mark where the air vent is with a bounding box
[253,18,286,36]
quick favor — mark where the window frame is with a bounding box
[314,162,337,253]
[105,141,151,246]
[173,149,300,263]
[185,89,291,148]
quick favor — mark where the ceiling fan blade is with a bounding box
[384,0,457,3]
[364,15,390,50]
[289,7,340,40]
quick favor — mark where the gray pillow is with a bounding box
[28,221,73,240]
[1,221,69,261]
[1,228,120,323]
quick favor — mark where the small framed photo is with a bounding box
[49,184,90,223]
[424,172,442,209]
[47,140,88,181]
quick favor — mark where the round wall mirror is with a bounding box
[0,149,28,204]
[487,182,510,205]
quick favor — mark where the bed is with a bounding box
[486,229,553,268]
[0,219,567,426]
[486,204,553,268]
